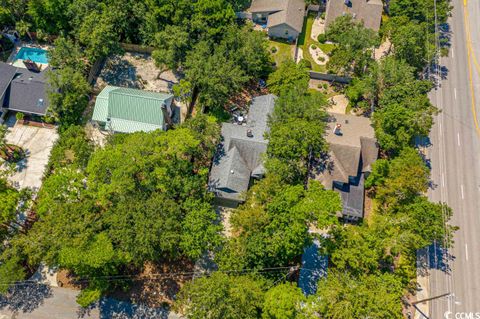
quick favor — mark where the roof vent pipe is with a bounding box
[246,129,254,138]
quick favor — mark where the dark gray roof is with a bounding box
[251,0,306,33]
[6,68,49,115]
[209,94,276,203]
[325,0,383,31]
[334,174,365,219]
[0,63,17,103]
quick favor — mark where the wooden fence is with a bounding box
[120,43,155,54]
[309,71,351,84]
[87,57,106,85]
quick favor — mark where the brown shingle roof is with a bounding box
[325,0,383,31]
[251,0,306,33]
[316,113,378,189]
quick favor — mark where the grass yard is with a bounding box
[297,13,336,73]
[268,39,294,66]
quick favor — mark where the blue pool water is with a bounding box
[14,47,49,64]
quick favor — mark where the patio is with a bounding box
[4,117,58,190]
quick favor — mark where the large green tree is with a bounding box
[218,178,341,271]
[175,272,265,319]
[262,283,306,319]
[47,67,90,127]
[325,15,379,76]
[302,271,404,319]
[3,116,222,305]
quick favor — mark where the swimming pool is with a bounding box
[14,47,49,64]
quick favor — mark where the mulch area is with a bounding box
[56,269,85,290]
[225,80,269,113]
[108,259,195,308]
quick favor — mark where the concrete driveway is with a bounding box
[5,122,58,191]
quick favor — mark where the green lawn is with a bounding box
[297,13,336,73]
[268,39,294,66]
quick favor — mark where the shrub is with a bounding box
[317,34,327,44]
[311,44,317,50]
[319,56,326,62]
[299,59,312,70]
[323,83,328,89]
[320,12,326,20]
[271,46,278,53]
[15,112,24,121]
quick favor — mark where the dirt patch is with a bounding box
[56,269,83,290]
[109,259,195,308]
[374,38,392,61]
[95,52,181,94]
[225,80,269,114]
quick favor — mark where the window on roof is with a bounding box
[37,99,44,108]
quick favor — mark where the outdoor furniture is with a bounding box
[23,59,41,72]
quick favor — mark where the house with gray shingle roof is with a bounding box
[315,113,378,222]
[209,94,276,207]
[92,86,174,134]
[249,0,306,41]
[0,62,50,117]
[325,0,383,31]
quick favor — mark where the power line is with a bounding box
[0,265,310,287]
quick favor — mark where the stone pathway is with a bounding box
[374,38,392,61]
[310,17,326,42]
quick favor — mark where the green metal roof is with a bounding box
[92,86,173,133]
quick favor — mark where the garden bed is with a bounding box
[17,119,56,129]
[297,13,336,72]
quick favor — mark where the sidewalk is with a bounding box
[415,247,430,319]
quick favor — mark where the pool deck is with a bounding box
[6,42,50,68]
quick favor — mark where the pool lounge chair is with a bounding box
[23,59,41,72]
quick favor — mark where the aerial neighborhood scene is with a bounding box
[0,0,477,318]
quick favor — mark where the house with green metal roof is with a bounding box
[92,86,174,133]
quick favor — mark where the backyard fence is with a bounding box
[120,43,155,54]
[307,4,321,12]
[87,57,106,85]
[309,71,351,84]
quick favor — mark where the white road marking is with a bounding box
[458,133,461,146]
[442,173,445,187]
[454,87,457,99]
[461,184,465,199]
[439,120,443,135]
[466,244,469,261]
[452,47,455,59]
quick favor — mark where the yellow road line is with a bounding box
[462,0,480,136]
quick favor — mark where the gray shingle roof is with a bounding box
[249,0,287,12]
[209,94,276,203]
[325,0,383,31]
[0,63,17,104]
[7,68,49,115]
[251,0,306,33]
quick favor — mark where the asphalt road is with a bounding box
[428,0,480,316]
